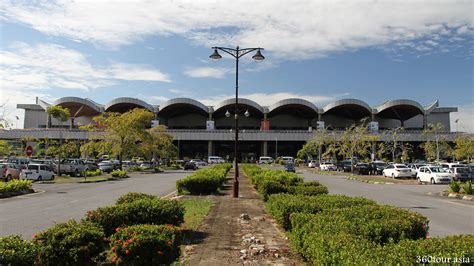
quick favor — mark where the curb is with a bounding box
[162,190,178,199]
[346,176,395,185]
[0,189,35,199]
[433,191,474,201]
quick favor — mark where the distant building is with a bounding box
[4,96,460,160]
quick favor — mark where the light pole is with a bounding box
[210,46,265,198]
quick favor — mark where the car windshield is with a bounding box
[395,165,408,169]
[375,163,387,167]
[430,167,448,173]
[456,168,469,173]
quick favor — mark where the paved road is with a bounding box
[0,170,191,238]
[300,169,474,237]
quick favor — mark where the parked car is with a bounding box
[337,160,353,172]
[369,161,388,175]
[84,160,99,171]
[98,161,115,173]
[1,163,21,181]
[258,156,273,164]
[281,156,294,164]
[449,167,471,182]
[140,162,154,169]
[184,161,197,170]
[320,162,337,171]
[208,156,225,164]
[7,158,30,169]
[284,162,296,173]
[122,161,138,170]
[56,159,88,177]
[417,166,452,184]
[20,164,55,181]
[354,163,370,175]
[382,164,412,178]
[407,163,426,178]
[308,160,318,168]
[190,159,207,167]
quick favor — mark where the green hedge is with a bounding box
[33,220,105,265]
[111,169,128,178]
[115,192,158,205]
[0,180,33,193]
[85,169,102,177]
[84,198,184,236]
[110,224,180,264]
[176,164,231,195]
[266,194,376,230]
[0,235,38,266]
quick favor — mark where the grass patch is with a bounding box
[181,199,213,231]
[79,177,110,183]
[313,170,341,175]
[349,175,416,184]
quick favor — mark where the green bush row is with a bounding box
[451,181,473,195]
[266,194,376,230]
[128,166,145,172]
[84,197,185,236]
[0,179,33,193]
[85,169,102,177]
[111,169,128,178]
[0,192,184,265]
[176,164,231,195]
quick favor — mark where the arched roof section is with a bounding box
[268,98,319,118]
[105,97,155,113]
[323,99,372,119]
[158,98,209,117]
[213,98,264,115]
[424,100,439,114]
[376,99,425,120]
[54,97,103,117]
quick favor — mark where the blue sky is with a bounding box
[0,1,473,131]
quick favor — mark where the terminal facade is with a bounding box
[9,97,459,161]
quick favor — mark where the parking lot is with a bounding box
[0,170,192,238]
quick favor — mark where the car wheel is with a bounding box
[391,173,395,179]
[430,178,436,185]
[6,174,12,182]
[74,169,79,177]
[417,177,422,184]
[37,176,42,181]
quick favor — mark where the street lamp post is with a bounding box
[210,46,265,198]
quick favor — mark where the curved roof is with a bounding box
[214,98,264,114]
[54,97,103,117]
[376,99,425,120]
[268,98,319,118]
[158,98,209,113]
[105,97,155,113]
[323,99,372,119]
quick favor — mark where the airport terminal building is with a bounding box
[3,97,461,160]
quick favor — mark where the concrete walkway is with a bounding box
[183,170,296,265]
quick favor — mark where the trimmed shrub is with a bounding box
[109,224,179,264]
[462,181,472,195]
[115,192,158,205]
[84,198,184,236]
[258,180,288,201]
[450,181,461,193]
[176,164,231,195]
[111,169,128,178]
[300,181,322,187]
[154,166,163,173]
[290,205,428,247]
[266,194,376,230]
[0,179,33,193]
[286,185,329,196]
[0,235,38,266]
[33,220,105,265]
[128,166,145,172]
[85,169,102,177]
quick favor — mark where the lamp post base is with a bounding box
[233,179,239,198]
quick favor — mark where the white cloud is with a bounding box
[150,96,170,103]
[0,42,171,93]
[184,67,229,79]
[1,1,472,58]
[451,105,474,133]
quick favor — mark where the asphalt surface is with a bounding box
[300,169,474,237]
[0,170,192,239]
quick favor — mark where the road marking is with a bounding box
[68,200,79,204]
[162,190,177,199]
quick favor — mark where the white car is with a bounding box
[308,160,318,168]
[320,162,337,171]
[417,166,452,184]
[20,164,55,181]
[258,157,273,164]
[190,159,207,167]
[408,164,426,178]
[208,156,225,164]
[382,164,412,178]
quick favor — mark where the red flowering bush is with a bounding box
[109,224,179,264]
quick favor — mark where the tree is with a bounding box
[423,123,450,162]
[46,140,80,176]
[139,125,177,162]
[297,129,329,162]
[91,108,155,169]
[454,135,474,162]
[0,140,11,156]
[80,140,112,159]
[338,125,375,171]
[47,106,70,128]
